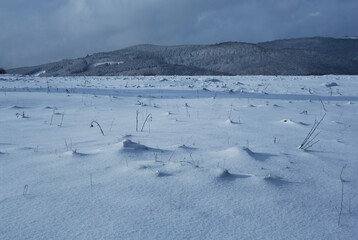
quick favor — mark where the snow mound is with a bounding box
[225,119,239,124]
[44,106,56,110]
[324,82,338,87]
[63,150,90,157]
[119,139,165,153]
[205,78,222,83]
[241,146,255,156]
[33,70,46,76]
[120,139,149,150]
[154,170,172,177]
[280,119,308,126]
[118,134,132,141]
[177,144,196,150]
[263,174,290,186]
[213,168,252,181]
[281,119,294,124]
[9,105,26,109]
[220,146,275,161]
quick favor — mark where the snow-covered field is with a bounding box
[0,74,357,239]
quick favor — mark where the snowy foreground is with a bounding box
[1,75,358,239]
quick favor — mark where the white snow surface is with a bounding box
[32,70,46,77]
[0,74,358,239]
[89,61,124,69]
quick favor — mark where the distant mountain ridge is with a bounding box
[7,37,358,76]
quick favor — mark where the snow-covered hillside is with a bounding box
[7,37,358,76]
[0,75,357,239]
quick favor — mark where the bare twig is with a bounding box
[141,113,152,132]
[46,80,50,94]
[228,104,233,121]
[185,103,190,118]
[320,99,326,112]
[109,118,115,132]
[90,120,105,136]
[50,109,55,125]
[338,165,347,226]
[23,184,28,196]
[168,148,176,162]
[58,112,64,127]
[65,139,72,151]
[90,173,93,188]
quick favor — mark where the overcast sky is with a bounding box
[1,0,357,69]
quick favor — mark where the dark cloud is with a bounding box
[1,0,357,68]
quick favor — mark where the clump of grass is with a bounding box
[16,111,28,118]
[298,114,325,150]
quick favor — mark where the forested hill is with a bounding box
[7,37,358,76]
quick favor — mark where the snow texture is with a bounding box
[0,74,358,239]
